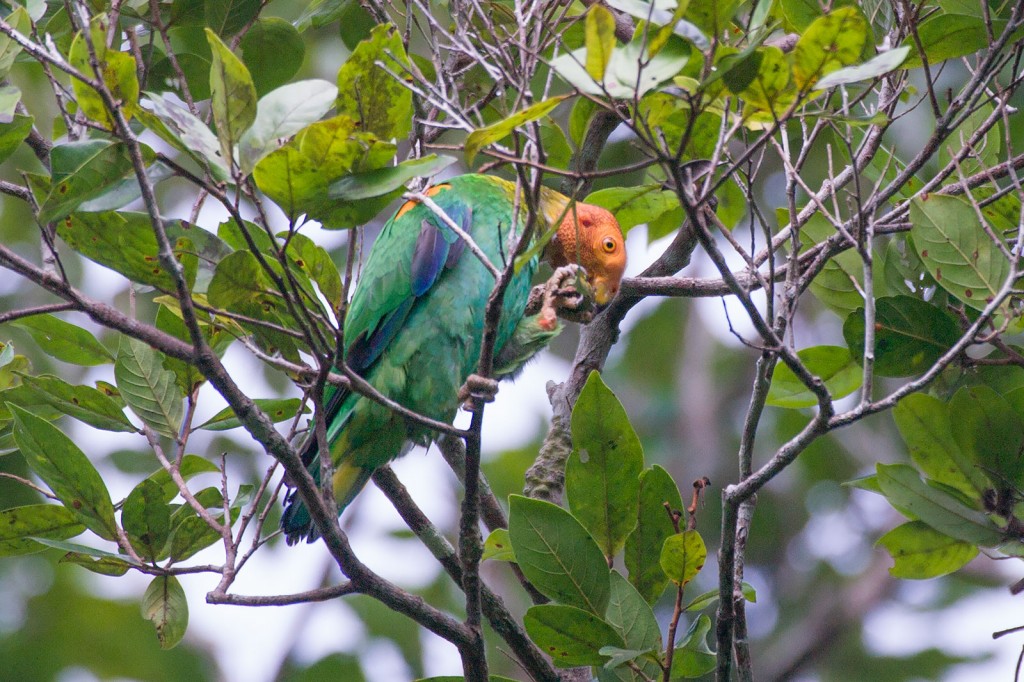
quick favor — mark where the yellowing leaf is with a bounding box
[465,95,569,164]
[336,24,413,140]
[878,521,978,579]
[793,7,871,89]
[68,15,139,126]
[142,576,189,649]
[205,28,257,169]
[585,5,616,81]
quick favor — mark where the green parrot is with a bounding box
[282,174,626,543]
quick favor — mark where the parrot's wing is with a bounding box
[301,190,474,466]
[345,192,473,371]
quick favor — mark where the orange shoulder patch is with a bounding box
[394,183,452,220]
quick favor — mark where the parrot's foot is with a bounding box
[527,264,596,330]
[458,373,500,410]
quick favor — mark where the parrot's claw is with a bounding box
[458,373,500,410]
[532,264,596,329]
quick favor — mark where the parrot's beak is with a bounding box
[591,277,618,308]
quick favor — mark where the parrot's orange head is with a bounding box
[546,203,627,307]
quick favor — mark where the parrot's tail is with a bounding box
[281,459,374,545]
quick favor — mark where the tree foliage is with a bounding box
[1,0,1024,680]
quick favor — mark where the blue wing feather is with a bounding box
[411,219,450,296]
[346,296,416,372]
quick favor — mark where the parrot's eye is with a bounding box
[602,237,617,253]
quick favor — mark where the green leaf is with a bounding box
[482,528,516,562]
[59,551,133,576]
[138,454,220,504]
[77,161,174,214]
[949,385,1024,488]
[197,398,308,431]
[726,47,795,113]
[875,463,1003,546]
[141,94,228,179]
[715,177,746,231]
[901,14,994,69]
[650,0,693,56]
[0,84,21,122]
[877,520,979,579]
[659,530,706,587]
[0,342,14,370]
[566,371,643,561]
[154,302,214,390]
[539,121,572,170]
[336,24,413,140]
[569,97,599,148]
[671,614,716,678]
[797,211,869,317]
[122,479,172,561]
[58,211,229,291]
[585,185,680,233]
[39,140,136,223]
[9,405,117,540]
[552,35,690,99]
[683,0,738,35]
[238,79,339,174]
[329,154,457,201]
[816,46,910,89]
[939,104,1002,176]
[910,194,1011,311]
[604,571,661,680]
[585,5,617,81]
[523,604,624,667]
[167,515,219,562]
[69,16,140,126]
[9,314,112,366]
[845,473,883,495]
[893,393,987,498]
[205,28,258,167]
[207,250,302,360]
[636,95,721,159]
[241,18,304,96]
[779,0,855,32]
[32,537,136,562]
[296,0,351,30]
[598,645,654,671]
[792,7,871,89]
[766,345,862,408]
[0,504,86,558]
[114,337,183,440]
[0,114,34,164]
[625,465,684,604]
[0,7,29,79]
[148,43,214,101]
[253,114,397,228]
[142,575,189,649]
[843,296,960,377]
[205,0,261,36]
[508,495,610,615]
[17,374,136,432]
[166,494,241,561]
[0,429,15,456]
[465,96,569,164]
[282,232,343,310]
[0,382,64,422]
[684,582,757,612]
